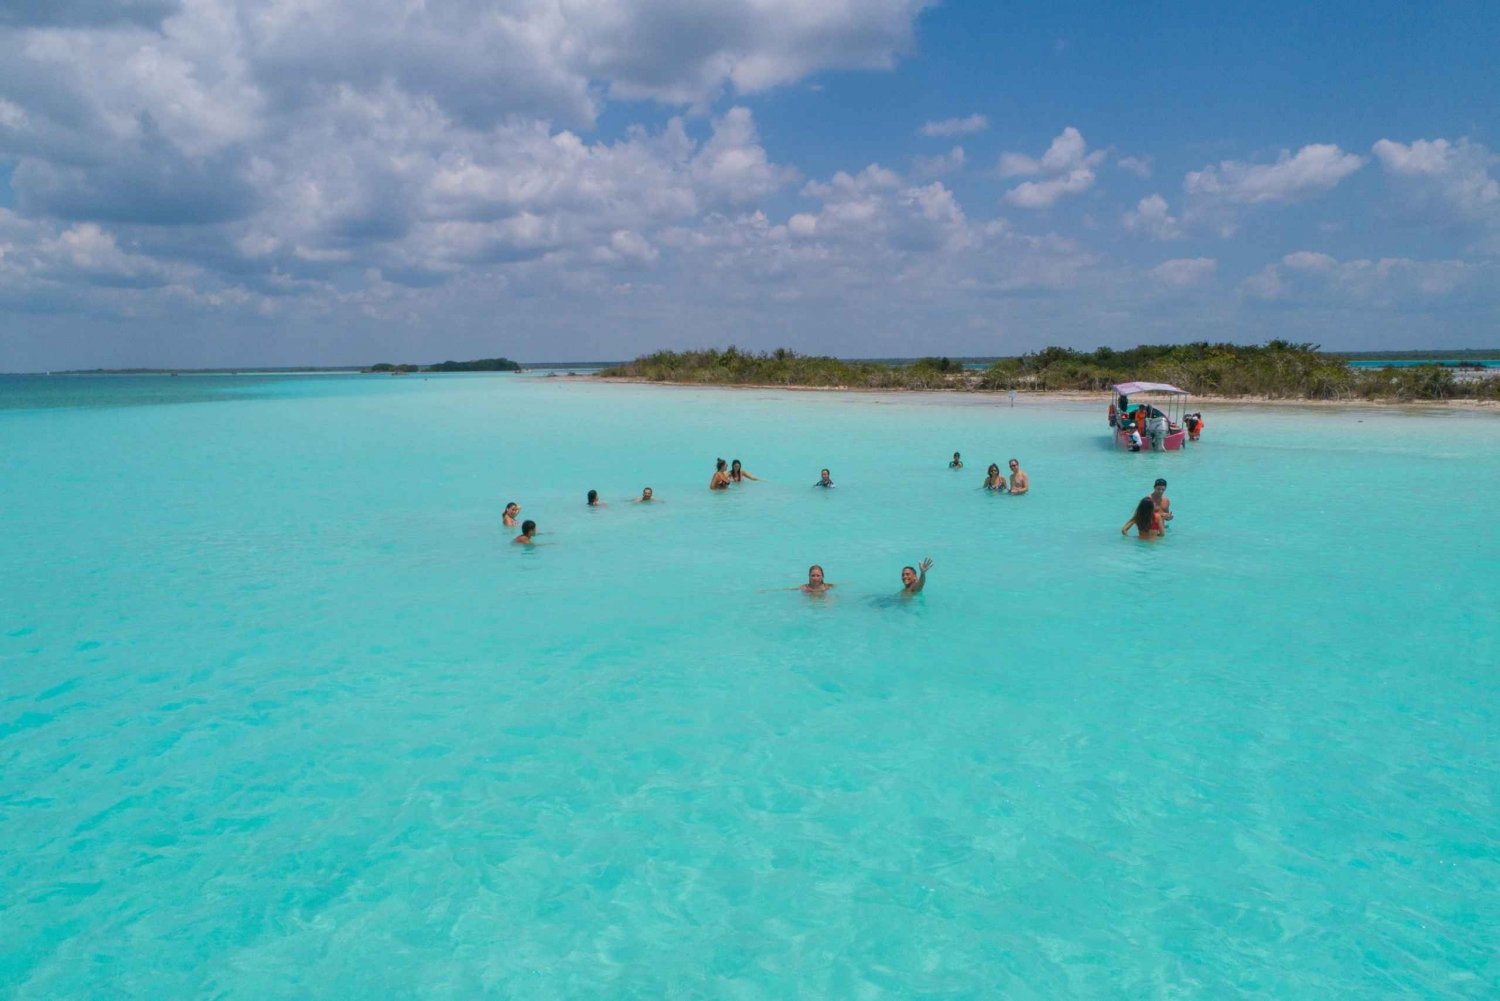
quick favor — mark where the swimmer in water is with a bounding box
[1151,478,1172,526]
[502,501,521,527]
[728,459,759,483]
[982,464,1007,492]
[1121,497,1164,539]
[900,558,934,595]
[814,468,835,488]
[586,489,605,507]
[513,519,537,545]
[635,487,656,503]
[709,458,732,491]
[1007,459,1029,495]
[949,452,964,469]
[799,564,833,594]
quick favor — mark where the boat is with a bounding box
[1108,381,1201,451]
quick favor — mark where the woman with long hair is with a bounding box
[1121,496,1164,539]
[709,458,732,491]
[982,463,1007,492]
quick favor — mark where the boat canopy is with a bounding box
[1111,381,1189,396]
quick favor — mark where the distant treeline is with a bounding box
[367,357,520,373]
[1340,349,1499,361]
[599,344,1500,401]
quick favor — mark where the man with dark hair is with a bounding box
[900,558,934,595]
[1151,479,1173,526]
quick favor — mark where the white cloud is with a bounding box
[1185,144,1365,205]
[999,127,1105,208]
[1117,155,1152,179]
[919,114,988,137]
[1123,194,1182,240]
[1243,251,1477,302]
[1372,137,1499,219]
[912,145,965,177]
[1149,257,1215,287]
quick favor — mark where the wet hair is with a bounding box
[587,490,598,504]
[902,565,917,577]
[642,486,652,495]
[953,452,961,458]
[808,564,823,576]
[731,459,742,469]
[1133,498,1156,535]
[820,468,830,477]
[1154,478,1167,488]
[1008,458,1019,466]
[716,458,727,471]
[505,501,518,510]
[988,463,1000,475]
[520,519,536,535]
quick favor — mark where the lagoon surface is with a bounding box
[3,374,1498,998]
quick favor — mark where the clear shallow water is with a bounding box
[2,374,1497,999]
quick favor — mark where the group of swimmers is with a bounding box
[949,452,1030,494]
[502,457,1174,591]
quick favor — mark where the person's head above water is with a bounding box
[1009,458,1020,469]
[953,452,961,460]
[1154,478,1167,490]
[504,501,519,514]
[1133,497,1156,532]
[587,489,599,505]
[731,459,742,471]
[520,519,536,536]
[641,486,653,500]
[716,458,727,471]
[807,564,824,586]
[901,565,917,586]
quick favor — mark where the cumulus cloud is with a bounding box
[919,114,987,138]
[1149,257,1215,287]
[1243,251,1477,302]
[999,127,1105,208]
[912,145,965,177]
[1372,137,1499,222]
[1185,144,1364,205]
[1123,194,1182,240]
[1117,155,1152,178]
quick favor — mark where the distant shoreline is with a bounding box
[578,375,1500,410]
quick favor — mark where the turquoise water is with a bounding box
[1346,359,1500,369]
[3,374,1497,998]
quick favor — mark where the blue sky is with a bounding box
[0,0,1496,369]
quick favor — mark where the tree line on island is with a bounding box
[366,358,521,373]
[597,343,1499,401]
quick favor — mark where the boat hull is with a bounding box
[1114,427,1187,451]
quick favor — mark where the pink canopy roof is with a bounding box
[1112,381,1188,395]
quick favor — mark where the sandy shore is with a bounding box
[553,374,1499,410]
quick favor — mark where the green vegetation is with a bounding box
[599,343,1500,401]
[367,357,520,373]
[598,347,973,389]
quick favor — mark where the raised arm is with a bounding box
[911,557,933,593]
